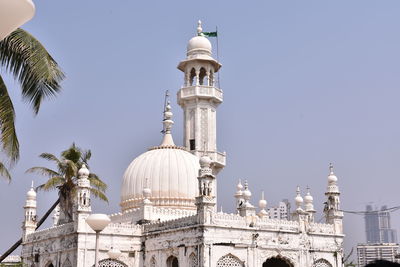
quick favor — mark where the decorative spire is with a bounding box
[197,20,203,35]
[143,178,152,204]
[294,186,303,211]
[329,163,334,174]
[258,191,268,218]
[327,163,338,185]
[242,180,253,207]
[304,187,315,212]
[26,181,36,200]
[160,93,176,146]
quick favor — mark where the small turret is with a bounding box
[195,155,216,224]
[234,179,244,211]
[22,181,37,241]
[257,191,268,218]
[139,178,153,223]
[238,180,256,217]
[304,187,316,222]
[324,163,344,233]
[74,164,91,230]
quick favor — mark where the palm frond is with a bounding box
[39,152,61,164]
[61,143,82,164]
[81,149,91,165]
[88,173,107,191]
[0,75,19,163]
[90,188,108,203]
[37,176,64,191]
[0,161,11,182]
[62,159,78,179]
[25,166,59,178]
[0,28,65,114]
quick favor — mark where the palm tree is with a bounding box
[0,143,106,263]
[0,28,65,181]
[27,143,108,223]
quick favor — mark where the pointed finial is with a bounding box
[197,20,203,35]
[31,180,34,189]
[329,163,334,174]
[160,92,175,146]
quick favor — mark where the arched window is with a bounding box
[313,259,332,267]
[262,257,293,267]
[189,68,196,86]
[150,256,156,267]
[167,256,179,267]
[45,262,54,267]
[189,253,198,267]
[216,254,243,267]
[199,67,207,85]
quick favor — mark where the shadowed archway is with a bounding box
[167,256,179,267]
[263,257,293,267]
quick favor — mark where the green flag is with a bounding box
[199,31,218,37]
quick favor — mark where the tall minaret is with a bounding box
[324,163,344,234]
[177,20,225,173]
[22,182,37,241]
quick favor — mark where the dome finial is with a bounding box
[329,163,334,174]
[197,20,203,35]
[160,91,175,146]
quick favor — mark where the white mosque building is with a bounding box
[20,21,344,267]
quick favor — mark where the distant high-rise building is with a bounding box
[268,199,291,220]
[357,243,400,267]
[365,205,397,243]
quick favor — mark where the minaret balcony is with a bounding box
[178,85,223,105]
[193,150,226,169]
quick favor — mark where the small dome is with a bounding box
[26,187,36,199]
[304,193,313,204]
[78,164,90,177]
[259,199,267,209]
[236,180,243,191]
[328,173,338,183]
[187,36,212,54]
[295,193,303,205]
[243,188,252,199]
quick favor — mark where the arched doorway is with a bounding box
[167,256,179,267]
[263,257,293,267]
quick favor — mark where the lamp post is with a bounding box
[86,214,111,267]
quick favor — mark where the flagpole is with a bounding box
[216,26,221,89]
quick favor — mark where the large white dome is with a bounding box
[120,145,200,212]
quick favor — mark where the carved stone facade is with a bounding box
[20,21,344,267]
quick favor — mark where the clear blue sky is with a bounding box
[1,1,400,261]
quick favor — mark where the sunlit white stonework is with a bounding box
[20,21,344,267]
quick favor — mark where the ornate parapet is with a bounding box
[110,206,197,224]
[25,222,74,243]
[257,217,299,232]
[308,222,336,235]
[144,214,198,233]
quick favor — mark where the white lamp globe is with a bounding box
[0,0,35,40]
[107,248,122,259]
[86,214,111,232]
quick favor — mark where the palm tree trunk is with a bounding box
[0,198,60,263]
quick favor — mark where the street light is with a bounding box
[86,214,111,267]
